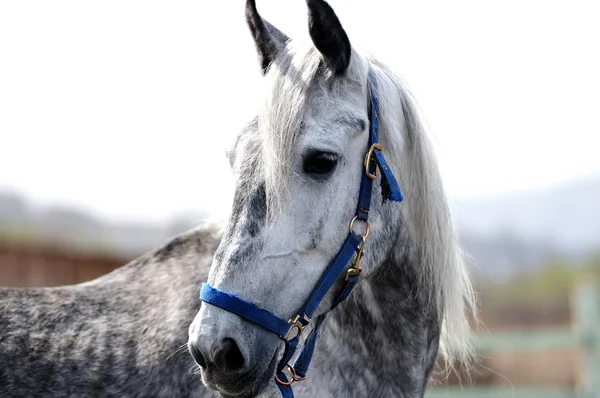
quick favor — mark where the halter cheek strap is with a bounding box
[199,70,403,398]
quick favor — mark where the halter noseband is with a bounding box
[199,70,403,398]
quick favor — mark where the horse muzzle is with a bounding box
[188,303,281,397]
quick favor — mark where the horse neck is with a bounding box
[301,245,441,398]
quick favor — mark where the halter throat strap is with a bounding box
[199,69,403,398]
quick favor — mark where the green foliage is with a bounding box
[0,222,125,258]
[0,223,38,244]
[478,251,600,314]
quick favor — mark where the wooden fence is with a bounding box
[427,282,600,398]
[0,241,130,287]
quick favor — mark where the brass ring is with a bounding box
[293,373,307,382]
[349,216,370,240]
[274,365,297,386]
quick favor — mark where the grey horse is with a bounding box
[187,1,476,397]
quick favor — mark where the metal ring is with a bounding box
[349,216,370,240]
[293,373,307,382]
[274,365,297,386]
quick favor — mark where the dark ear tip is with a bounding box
[245,0,259,25]
[306,0,330,10]
[307,0,342,19]
[306,0,351,76]
[306,0,333,18]
[245,0,290,75]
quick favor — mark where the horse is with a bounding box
[187,1,477,398]
[0,223,223,397]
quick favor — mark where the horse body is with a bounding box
[0,224,221,398]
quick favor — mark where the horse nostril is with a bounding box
[189,342,207,369]
[214,338,245,371]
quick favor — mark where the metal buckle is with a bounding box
[274,364,307,386]
[284,314,307,341]
[346,246,364,281]
[364,143,382,180]
[346,267,362,281]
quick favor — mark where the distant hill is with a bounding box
[0,193,29,223]
[0,191,205,258]
[451,175,600,277]
[451,175,600,252]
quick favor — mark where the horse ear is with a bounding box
[306,0,351,76]
[245,0,289,75]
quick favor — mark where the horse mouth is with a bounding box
[202,349,279,398]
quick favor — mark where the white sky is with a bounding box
[1,0,599,224]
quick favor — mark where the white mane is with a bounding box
[255,39,477,370]
[368,56,478,369]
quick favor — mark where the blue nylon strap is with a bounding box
[297,232,363,319]
[367,70,404,204]
[368,71,381,142]
[374,149,404,202]
[277,336,299,373]
[200,283,290,338]
[356,163,375,221]
[293,273,360,378]
[276,375,294,398]
[331,273,360,310]
[355,71,381,221]
[293,314,325,378]
[275,337,300,398]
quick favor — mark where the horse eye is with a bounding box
[303,152,339,176]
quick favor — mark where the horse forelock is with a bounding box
[254,40,369,218]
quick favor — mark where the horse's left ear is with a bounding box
[246,0,290,75]
[306,0,351,76]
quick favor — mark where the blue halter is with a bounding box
[199,70,403,398]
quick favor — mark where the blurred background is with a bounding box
[1,0,599,396]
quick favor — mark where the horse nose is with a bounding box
[189,338,245,372]
[213,338,245,371]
